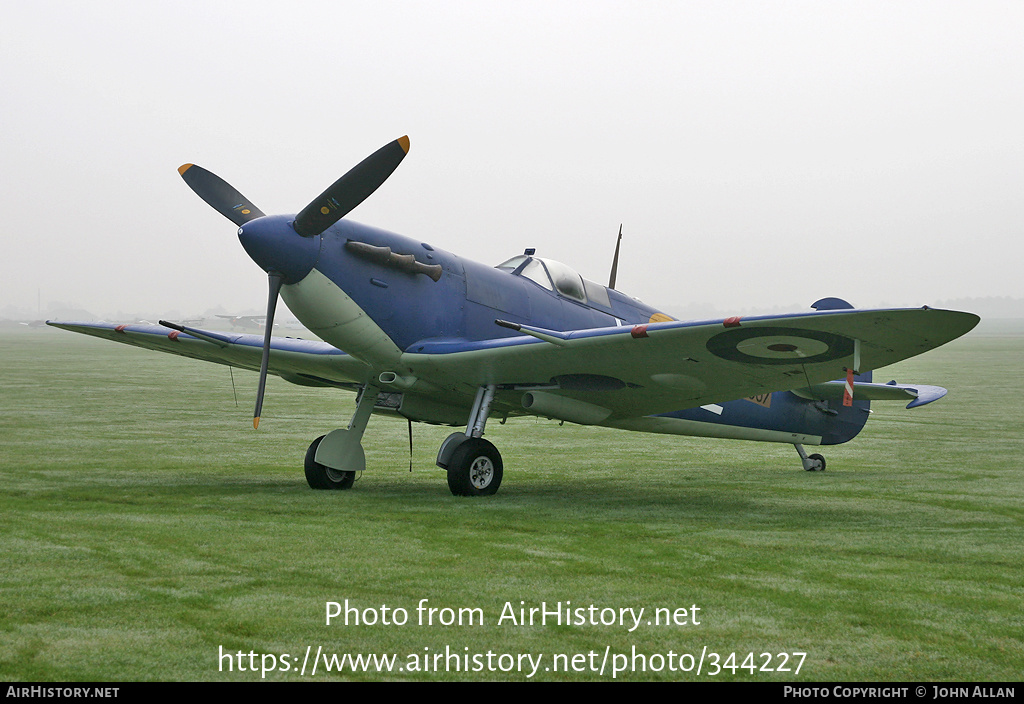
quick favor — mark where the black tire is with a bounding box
[304,435,356,490]
[806,453,826,472]
[446,438,503,496]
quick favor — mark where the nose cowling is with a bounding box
[177,137,409,431]
[237,215,320,284]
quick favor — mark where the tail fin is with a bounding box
[817,369,873,445]
[810,297,869,444]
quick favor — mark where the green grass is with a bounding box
[1,328,1021,681]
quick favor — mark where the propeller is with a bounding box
[177,164,265,225]
[253,273,282,429]
[293,135,410,237]
[178,136,410,428]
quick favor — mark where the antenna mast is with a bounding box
[608,224,623,289]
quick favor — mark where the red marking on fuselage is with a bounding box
[114,325,127,333]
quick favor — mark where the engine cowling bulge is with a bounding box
[308,221,466,353]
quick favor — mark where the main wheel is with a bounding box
[806,453,826,472]
[446,438,503,496]
[304,435,356,490]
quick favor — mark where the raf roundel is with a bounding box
[705,326,855,366]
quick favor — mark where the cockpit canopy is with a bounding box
[496,255,611,308]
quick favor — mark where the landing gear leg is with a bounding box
[794,443,826,472]
[305,383,380,490]
[437,385,503,496]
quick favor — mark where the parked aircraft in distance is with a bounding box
[215,314,269,331]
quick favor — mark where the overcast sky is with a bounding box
[2,1,1023,320]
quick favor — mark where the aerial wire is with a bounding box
[408,418,413,472]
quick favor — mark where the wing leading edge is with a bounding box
[45,321,372,389]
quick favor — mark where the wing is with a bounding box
[46,321,371,389]
[403,307,978,420]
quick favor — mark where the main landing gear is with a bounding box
[303,383,380,490]
[794,444,826,472]
[436,385,503,496]
[303,383,505,496]
[305,435,355,489]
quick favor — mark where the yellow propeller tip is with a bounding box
[398,136,410,154]
[177,163,194,176]
[253,417,260,430]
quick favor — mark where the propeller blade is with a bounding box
[178,164,265,226]
[253,273,283,429]
[293,136,409,237]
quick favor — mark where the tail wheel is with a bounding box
[447,438,503,496]
[806,453,827,472]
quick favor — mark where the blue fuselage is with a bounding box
[239,215,869,446]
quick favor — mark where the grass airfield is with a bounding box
[1,326,1021,681]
